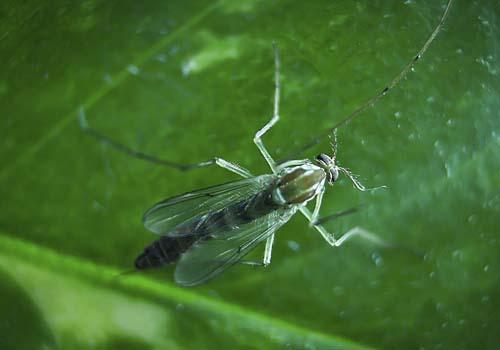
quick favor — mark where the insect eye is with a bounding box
[330,168,339,183]
[315,153,332,165]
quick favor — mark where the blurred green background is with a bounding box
[1,0,499,349]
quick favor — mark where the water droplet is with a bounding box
[103,73,112,84]
[479,17,490,26]
[333,286,344,296]
[156,53,167,63]
[452,250,464,261]
[287,240,300,252]
[182,59,197,76]
[169,46,179,55]
[371,252,383,267]
[370,280,380,287]
[444,161,452,179]
[127,65,140,75]
[433,140,445,156]
[492,131,500,145]
[436,302,445,312]
[92,200,105,211]
[467,214,478,224]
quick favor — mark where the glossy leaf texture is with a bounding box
[1,0,499,349]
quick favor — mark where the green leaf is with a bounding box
[0,266,56,350]
[1,0,499,349]
[0,234,366,349]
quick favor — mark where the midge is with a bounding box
[80,0,453,286]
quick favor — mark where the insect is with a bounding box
[80,0,454,286]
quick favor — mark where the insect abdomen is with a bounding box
[197,187,281,235]
[135,187,281,270]
[135,235,196,269]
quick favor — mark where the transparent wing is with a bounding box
[174,207,296,287]
[143,175,276,235]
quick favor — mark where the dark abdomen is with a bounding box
[135,186,281,270]
[135,235,197,269]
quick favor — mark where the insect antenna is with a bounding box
[281,0,454,160]
[329,129,338,160]
[338,166,387,192]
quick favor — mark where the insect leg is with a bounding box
[239,261,265,267]
[309,188,325,227]
[280,0,455,160]
[79,107,252,176]
[213,158,252,178]
[276,159,309,171]
[253,43,281,174]
[236,234,275,267]
[334,227,388,247]
[300,206,337,245]
[263,233,275,265]
[299,206,387,247]
[313,207,359,226]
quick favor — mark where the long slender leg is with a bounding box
[279,0,454,160]
[300,206,337,245]
[263,233,275,265]
[276,159,309,171]
[238,233,275,267]
[314,207,359,226]
[334,227,388,247]
[79,107,252,177]
[253,43,281,174]
[309,188,325,227]
[299,206,387,247]
[239,260,264,267]
[214,158,252,178]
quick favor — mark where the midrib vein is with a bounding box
[0,232,372,350]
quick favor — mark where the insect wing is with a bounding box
[143,175,276,235]
[174,207,296,286]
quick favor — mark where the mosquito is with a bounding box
[80,0,454,286]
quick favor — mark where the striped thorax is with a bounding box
[272,164,327,205]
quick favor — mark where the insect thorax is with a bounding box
[272,164,326,205]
